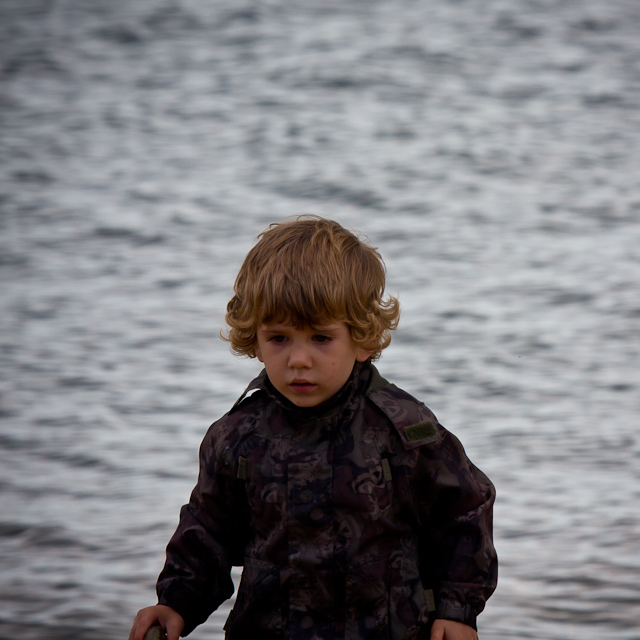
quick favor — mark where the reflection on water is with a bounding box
[1,1,639,638]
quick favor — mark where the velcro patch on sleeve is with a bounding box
[381,458,393,482]
[424,588,436,612]
[237,456,248,480]
[404,421,436,442]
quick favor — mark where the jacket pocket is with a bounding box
[390,559,431,640]
[345,554,391,639]
[345,553,430,640]
[224,557,284,639]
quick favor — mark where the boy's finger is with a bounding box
[165,619,184,640]
[166,614,184,640]
[130,616,147,640]
[430,622,445,640]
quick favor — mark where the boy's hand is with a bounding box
[430,619,479,640]
[129,604,184,640]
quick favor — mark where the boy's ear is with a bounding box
[355,348,373,363]
[255,345,264,362]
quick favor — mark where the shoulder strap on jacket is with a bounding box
[366,366,442,450]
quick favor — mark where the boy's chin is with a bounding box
[287,395,323,408]
[282,389,329,408]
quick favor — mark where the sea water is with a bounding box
[1,1,639,638]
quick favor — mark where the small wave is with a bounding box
[276,179,385,210]
[572,17,618,33]
[143,5,202,35]
[11,170,56,184]
[92,227,166,245]
[93,25,144,45]
[0,521,97,551]
[2,49,66,78]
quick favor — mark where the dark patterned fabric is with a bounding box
[157,362,497,638]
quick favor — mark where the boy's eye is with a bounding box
[313,334,332,344]
[269,335,287,343]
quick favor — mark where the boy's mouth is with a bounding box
[290,380,317,393]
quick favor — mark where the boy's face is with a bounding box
[255,322,372,408]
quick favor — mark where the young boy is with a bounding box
[129,216,497,640]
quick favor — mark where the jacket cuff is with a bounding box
[157,584,203,637]
[435,599,478,630]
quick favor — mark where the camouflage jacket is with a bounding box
[157,362,497,639]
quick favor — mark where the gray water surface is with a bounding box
[1,1,639,638]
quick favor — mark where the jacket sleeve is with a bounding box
[156,421,250,636]
[415,425,498,630]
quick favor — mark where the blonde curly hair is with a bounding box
[223,215,400,361]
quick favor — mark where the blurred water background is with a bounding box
[1,0,639,638]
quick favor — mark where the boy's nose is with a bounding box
[288,343,312,369]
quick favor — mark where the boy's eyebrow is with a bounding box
[259,324,292,333]
[311,325,340,334]
[260,323,340,334]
